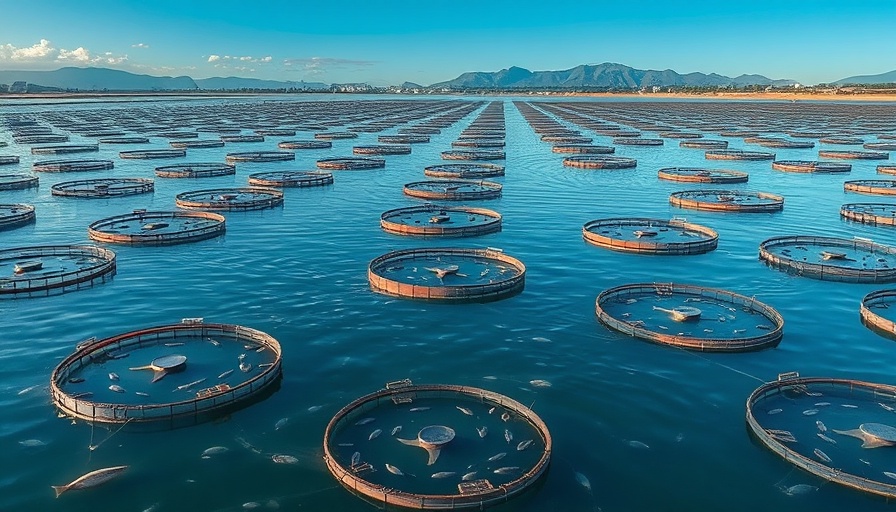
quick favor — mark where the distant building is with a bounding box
[9,81,27,93]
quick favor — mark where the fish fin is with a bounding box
[426,447,441,465]
[52,485,67,498]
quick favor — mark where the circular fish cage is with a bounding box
[595,283,783,352]
[613,138,664,146]
[316,157,385,170]
[452,140,506,148]
[0,156,20,165]
[323,379,551,510]
[745,137,815,149]
[14,134,69,144]
[758,235,896,283]
[31,144,99,155]
[119,149,186,160]
[315,132,358,140]
[157,131,199,139]
[368,248,525,302]
[378,135,430,144]
[705,150,776,161]
[255,129,296,137]
[404,180,502,201]
[680,140,729,149]
[353,145,412,156]
[670,190,784,213]
[657,168,748,184]
[860,289,896,338]
[248,171,334,188]
[660,132,702,139]
[819,150,888,160]
[746,372,896,500]
[865,143,896,151]
[400,127,441,135]
[51,178,154,198]
[88,210,225,245]
[841,203,896,226]
[0,204,35,231]
[170,140,225,149]
[582,218,718,255]
[99,137,150,144]
[220,135,264,143]
[441,150,505,161]
[32,159,114,173]
[562,156,637,169]
[50,320,282,426]
[541,136,592,145]
[878,165,896,176]
[820,136,865,145]
[423,164,505,179]
[0,173,39,190]
[278,140,332,150]
[154,163,236,179]
[175,188,284,211]
[551,144,615,154]
[0,244,116,298]
[845,180,896,196]
[771,161,852,173]
[225,151,295,163]
[381,205,502,237]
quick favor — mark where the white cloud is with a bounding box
[57,47,91,62]
[131,43,149,49]
[206,54,274,65]
[0,39,126,67]
[208,54,221,62]
[0,39,55,61]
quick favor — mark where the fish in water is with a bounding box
[19,439,47,447]
[477,426,488,438]
[517,439,534,451]
[462,471,478,481]
[841,404,859,409]
[109,385,126,393]
[351,452,361,466]
[880,402,896,412]
[307,405,322,413]
[390,426,402,436]
[218,369,234,380]
[817,433,837,444]
[201,446,229,458]
[781,484,817,496]
[816,420,827,433]
[493,466,520,475]
[135,392,150,397]
[815,402,831,407]
[385,464,404,476]
[68,378,85,384]
[456,406,474,416]
[271,454,299,464]
[488,452,506,462]
[802,409,819,416]
[369,429,382,441]
[767,408,783,415]
[575,472,592,493]
[18,385,39,395]
[501,412,510,422]
[488,407,496,414]
[504,429,513,444]
[530,379,552,388]
[337,443,354,447]
[175,378,206,391]
[814,448,832,463]
[52,465,128,498]
[239,362,252,373]
[108,373,119,381]
[164,342,184,347]
[274,418,289,430]
[355,417,375,425]
[884,472,896,481]
[206,337,220,346]
[431,472,457,479]
[628,440,649,449]
[409,407,430,412]
[243,503,260,510]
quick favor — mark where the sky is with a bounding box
[1,0,894,86]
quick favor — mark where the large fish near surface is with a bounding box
[52,465,128,497]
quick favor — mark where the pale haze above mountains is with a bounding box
[0,63,894,91]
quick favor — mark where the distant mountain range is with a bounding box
[0,67,328,91]
[430,63,797,89]
[833,70,896,85]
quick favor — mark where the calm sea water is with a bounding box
[2,95,896,512]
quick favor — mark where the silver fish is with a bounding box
[201,446,229,458]
[816,420,827,433]
[880,402,896,412]
[782,484,817,495]
[529,379,552,387]
[369,429,382,441]
[108,372,119,381]
[351,452,361,466]
[802,409,819,416]
[271,454,298,464]
[391,426,402,436]
[175,378,206,391]
[164,342,184,347]
[817,433,837,444]
[488,452,506,462]
[135,392,150,397]
[108,384,125,393]
[19,439,47,447]
[239,362,252,373]
[337,443,354,447]
[218,369,234,379]
[767,408,783,415]
[493,466,520,475]
[477,426,488,438]
[575,472,591,492]
[409,407,430,412]
[274,418,288,430]
[841,404,859,409]
[815,402,831,407]
[431,472,456,479]
[385,464,404,475]
[355,417,375,425]
[308,405,322,413]
[629,440,649,449]
[456,406,473,416]
[68,378,85,384]
[206,337,220,346]
[488,407,496,414]
[884,471,896,481]
[18,385,39,395]
[462,471,478,481]
[517,439,534,451]
[52,465,128,497]
[814,448,832,463]
[504,429,513,444]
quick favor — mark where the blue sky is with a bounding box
[1,0,894,85]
